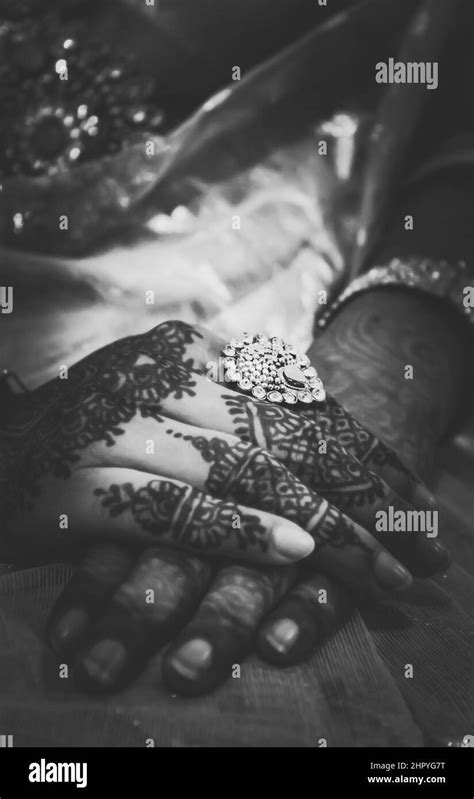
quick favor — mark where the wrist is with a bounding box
[311,288,473,475]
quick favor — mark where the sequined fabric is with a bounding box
[0,4,165,179]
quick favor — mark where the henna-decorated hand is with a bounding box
[16,319,448,696]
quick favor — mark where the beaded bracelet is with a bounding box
[317,258,474,330]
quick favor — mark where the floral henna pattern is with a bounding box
[220,394,387,511]
[94,480,269,553]
[300,396,375,457]
[299,395,417,492]
[169,430,372,556]
[0,321,201,521]
[171,431,318,516]
[308,502,371,555]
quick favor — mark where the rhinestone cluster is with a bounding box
[222,334,326,406]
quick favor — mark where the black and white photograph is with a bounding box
[0,0,473,790]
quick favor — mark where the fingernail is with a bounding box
[273,523,315,561]
[429,539,452,571]
[49,609,89,652]
[80,639,126,686]
[374,551,413,591]
[264,619,299,654]
[416,537,452,574]
[169,639,212,681]
[413,484,437,509]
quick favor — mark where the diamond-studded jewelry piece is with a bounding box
[317,258,474,329]
[222,334,326,407]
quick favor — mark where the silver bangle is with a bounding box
[317,258,474,330]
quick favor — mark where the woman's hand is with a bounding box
[2,320,435,589]
[35,319,450,695]
[47,542,343,695]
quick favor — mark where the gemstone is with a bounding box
[282,364,307,389]
[304,367,317,378]
[226,370,241,383]
[252,386,266,400]
[132,109,146,124]
[312,388,326,402]
[238,379,252,391]
[223,345,235,356]
[282,392,297,404]
[267,391,283,403]
[223,357,235,369]
[12,212,24,232]
[298,391,313,403]
[68,146,81,161]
